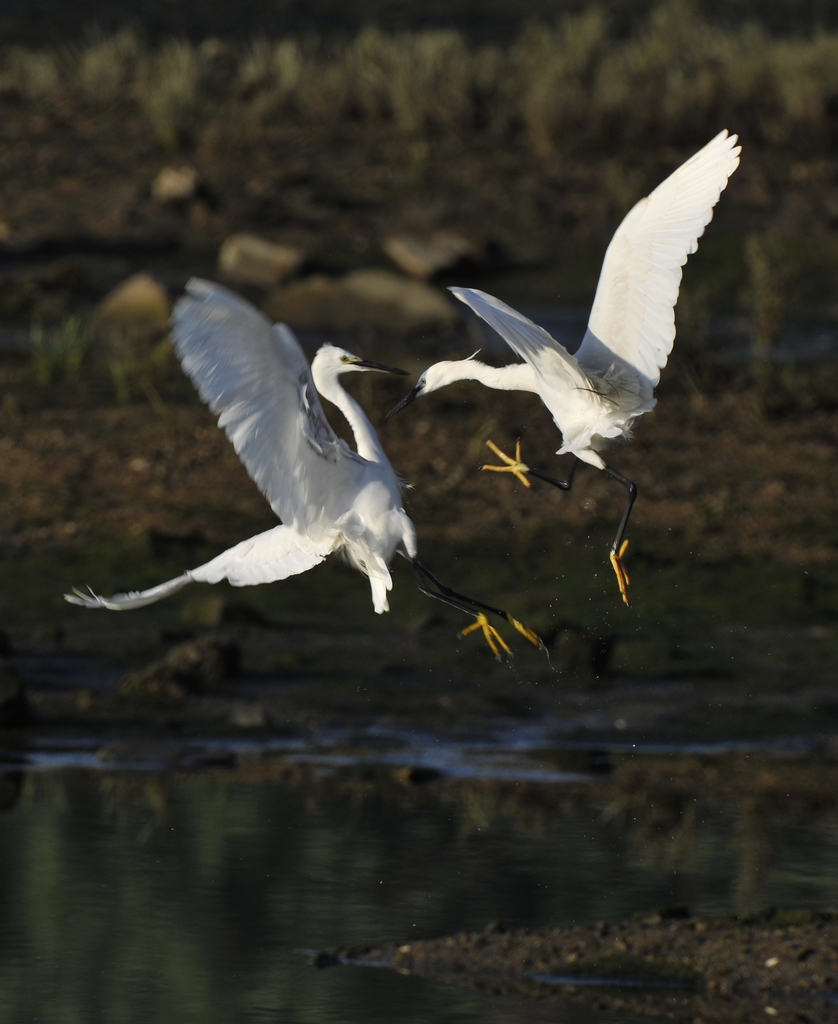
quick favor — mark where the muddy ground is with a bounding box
[1,336,837,1024]
[320,908,838,1022]
[0,11,836,1022]
[0,345,836,740]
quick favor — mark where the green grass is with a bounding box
[29,316,93,385]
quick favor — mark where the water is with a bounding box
[0,765,837,1023]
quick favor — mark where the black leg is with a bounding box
[413,560,499,619]
[494,452,634,555]
[528,457,578,492]
[481,438,635,605]
[603,464,637,557]
[411,559,545,657]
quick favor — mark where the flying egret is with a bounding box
[386,130,741,604]
[65,278,540,658]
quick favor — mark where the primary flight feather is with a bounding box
[386,130,742,603]
[66,279,542,658]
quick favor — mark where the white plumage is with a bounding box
[386,130,742,602]
[65,279,542,657]
[66,278,417,615]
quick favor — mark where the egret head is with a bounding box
[384,356,479,421]
[312,344,409,378]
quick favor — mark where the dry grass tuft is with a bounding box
[134,40,203,150]
[3,8,838,159]
[74,28,141,103]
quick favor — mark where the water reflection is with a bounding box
[0,768,836,1023]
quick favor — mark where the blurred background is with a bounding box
[0,5,837,1022]
[0,0,835,663]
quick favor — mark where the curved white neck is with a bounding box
[312,368,386,464]
[444,359,540,393]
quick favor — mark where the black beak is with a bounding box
[355,359,410,375]
[384,384,423,422]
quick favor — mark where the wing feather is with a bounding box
[64,575,193,610]
[448,286,590,391]
[171,278,366,535]
[63,525,334,609]
[576,130,741,395]
[189,525,335,587]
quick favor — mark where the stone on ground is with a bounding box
[94,273,171,330]
[383,231,480,279]
[151,164,201,205]
[265,268,458,334]
[218,233,304,288]
[120,635,241,702]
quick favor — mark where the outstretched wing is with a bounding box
[189,524,335,587]
[64,525,335,609]
[449,287,591,392]
[171,278,367,536]
[576,130,741,396]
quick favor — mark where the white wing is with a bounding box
[171,278,368,535]
[576,130,741,395]
[189,524,334,586]
[65,575,192,610]
[449,287,591,392]
[64,525,335,609]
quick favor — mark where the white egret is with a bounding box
[65,279,540,658]
[386,130,741,604]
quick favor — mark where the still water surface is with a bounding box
[0,767,836,1023]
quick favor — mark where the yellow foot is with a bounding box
[506,614,547,653]
[459,612,512,660]
[481,439,531,489]
[610,539,631,606]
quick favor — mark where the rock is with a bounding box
[393,765,444,785]
[151,164,201,205]
[164,634,240,682]
[230,702,269,729]
[120,635,241,702]
[94,273,171,331]
[0,662,30,728]
[314,951,340,969]
[265,268,458,334]
[383,230,480,279]
[218,233,304,288]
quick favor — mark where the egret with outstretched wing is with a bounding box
[66,279,541,658]
[386,130,741,604]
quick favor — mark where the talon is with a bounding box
[610,538,631,606]
[506,614,547,653]
[459,612,512,660]
[481,439,531,489]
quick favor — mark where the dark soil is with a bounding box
[321,908,838,1022]
[3,358,838,564]
[0,353,837,743]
